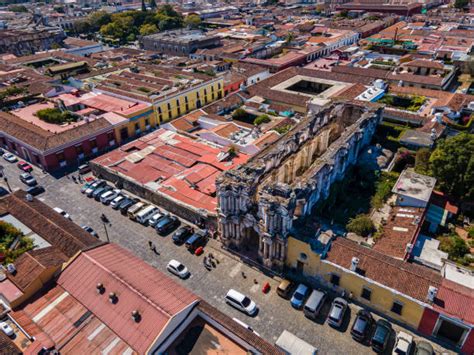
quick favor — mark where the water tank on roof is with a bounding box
[435,112,443,123]
[374,79,385,90]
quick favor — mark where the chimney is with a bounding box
[350,257,359,272]
[405,243,413,254]
[109,292,118,304]
[131,310,141,322]
[96,283,105,294]
[427,285,438,303]
[26,194,33,202]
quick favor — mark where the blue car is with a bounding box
[290,284,309,309]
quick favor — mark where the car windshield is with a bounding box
[176,264,185,271]
[354,318,367,333]
[241,297,251,307]
[330,305,342,320]
[374,326,388,342]
[294,292,304,301]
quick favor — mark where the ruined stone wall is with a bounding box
[216,102,383,269]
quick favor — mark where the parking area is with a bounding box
[0,155,455,355]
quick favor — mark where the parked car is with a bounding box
[0,322,14,337]
[148,211,164,227]
[26,185,45,196]
[127,201,146,220]
[327,297,348,328]
[0,187,9,197]
[110,195,125,209]
[93,185,112,200]
[351,309,374,342]
[393,331,413,355]
[82,225,98,238]
[155,215,180,235]
[225,289,257,316]
[371,319,392,353]
[303,289,327,320]
[19,173,37,186]
[81,180,97,194]
[120,198,138,215]
[78,163,91,175]
[166,259,190,279]
[185,230,207,251]
[3,153,17,163]
[86,180,106,197]
[53,207,71,220]
[17,161,33,172]
[172,225,194,245]
[101,189,121,205]
[290,284,309,309]
[136,205,159,225]
[277,279,295,299]
[414,341,434,355]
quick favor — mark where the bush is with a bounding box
[0,220,33,264]
[439,235,470,265]
[254,114,271,126]
[371,171,399,209]
[232,108,248,121]
[274,124,292,134]
[414,148,431,175]
[36,108,78,124]
[346,214,376,237]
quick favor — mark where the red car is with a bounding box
[17,161,33,172]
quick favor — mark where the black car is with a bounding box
[184,231,207,251]
[120,198,137,215]
[351,309,373,342]
[371,319,392,353]
[0,186,9,197]
[172,226,194,245]
[155,215,180,236]
[26,185,45,196]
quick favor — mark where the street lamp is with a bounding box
[100,213,111,243]
[0,165,12,192]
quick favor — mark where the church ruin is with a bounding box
[216,102,383,269]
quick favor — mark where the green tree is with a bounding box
[88,10,111,30]
[232,108,248,121]
[414,148,431,175]
[454,0,468,9]
[346,214,376,237]
[74,19,92,34]
[254,114,271,126]
[184,14,201,29]
[139,23,158,36]
[429,133,474,200]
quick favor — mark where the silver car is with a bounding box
[166,259,190,279]
[327,297,348,328]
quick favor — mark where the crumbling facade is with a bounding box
[216,102,382,269]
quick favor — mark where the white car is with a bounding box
[53,207,71,220]
[166,259,190,279]
[3,153,17,163]
[0,321,14,337]
[393,331,413,355]
[110,194,125,207]
[148,212,164,227]
[225,289,258,316]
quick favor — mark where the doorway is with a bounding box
[434,318,469,346]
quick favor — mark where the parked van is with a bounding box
[303,289,327,320]
[136,205,158,225]
[127,202,145,220]
[225,289,257,316]
[78,164,91,174]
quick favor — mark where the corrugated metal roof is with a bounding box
[57,244,198,354]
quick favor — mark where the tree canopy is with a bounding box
[346,214,375,237]
[184,14,201,29]
[77,6,183,43]
[429,133,474,200]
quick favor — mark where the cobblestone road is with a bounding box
[0,160,455,355]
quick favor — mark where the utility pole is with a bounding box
[101,213,111,243]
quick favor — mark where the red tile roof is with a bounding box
[57,244,199,354]
[433,279,474,325]
[325,237,442,302]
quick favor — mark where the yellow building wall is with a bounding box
[113,108,156,144]
[286,236,425,329]
[154,80,224,124]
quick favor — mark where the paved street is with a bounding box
[0,160,455,355]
